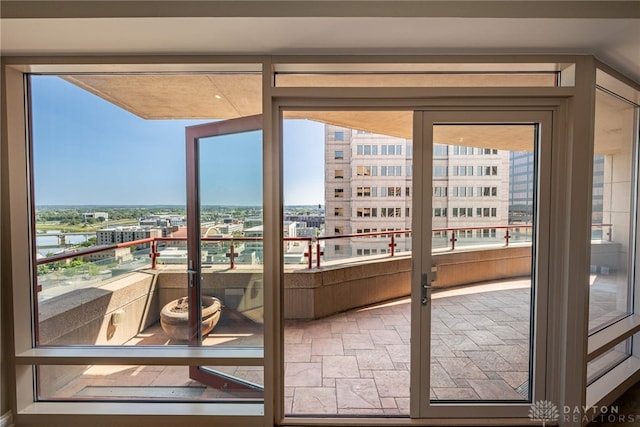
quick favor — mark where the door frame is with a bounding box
[185,114,264,393]
[411,109,552,419]
[274,99,562,424]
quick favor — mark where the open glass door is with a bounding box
[412,110,551,418]
[186,114,264,399]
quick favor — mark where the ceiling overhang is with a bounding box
[60,72,634,154]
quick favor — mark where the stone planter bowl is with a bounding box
[160,296,222,341]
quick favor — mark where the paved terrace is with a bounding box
[52,278,534,415]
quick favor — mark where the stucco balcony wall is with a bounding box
[285,245,533,319]
[37,272,160,397]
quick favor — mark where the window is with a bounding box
[334,207,344,216]
[334,188,344,197]
[357,207,376,217]
[381,207,401,217]
[478,165,498,176]
[434,166,447,177]
[434,208,447,217]
[334,169,344,179]
[434,144,448,156]
[356,166,372,176]
[334,227,343,234]
[434,187,447,197]
[406,187,411,197]
[387,186,402,197]
[357,186,372,197]
[357,145,363,155]
[334,150,344,159]
[334,131,344,141]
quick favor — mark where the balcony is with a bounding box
[33,226,620,414]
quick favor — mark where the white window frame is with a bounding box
[3,54,638,427]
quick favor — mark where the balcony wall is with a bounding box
[285,245,532,319]
[38,272,160,397]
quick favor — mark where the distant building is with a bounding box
[214,223,243,235]
[284,214,324,228]
[96,226,163,249]
[296,227,318,238]
[139,214,185,228]
[82,212,108,222]
[243,217,263,229]
[240,225,263,264]
[324,124,511,258]
[83,246,132,263]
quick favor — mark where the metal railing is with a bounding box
[36,223,613,277]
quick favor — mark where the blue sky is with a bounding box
[31,76,325,206]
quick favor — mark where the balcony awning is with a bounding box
[63,74,629,154]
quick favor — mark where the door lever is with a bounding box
[187,270,197,287]
[421,266,438,305]
[421,273,432,305]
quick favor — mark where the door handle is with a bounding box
[421,266,438,305]
[421,273,431,305]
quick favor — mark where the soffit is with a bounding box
[63,74,539,151]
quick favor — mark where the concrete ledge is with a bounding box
[433,245,531,288]
[284,245,532,319]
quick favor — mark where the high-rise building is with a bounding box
[324,125,511,257]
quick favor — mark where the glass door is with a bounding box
[186,114,264,398]
[412,110,551,418]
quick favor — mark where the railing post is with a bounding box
[389,234,396,256]
[307,241,313,269]
[225,241,238,269]
[150,240,158,269]
[607,224,612,242]
[504,228,510,247]
[316,240,322,268]
[450,230,457,251]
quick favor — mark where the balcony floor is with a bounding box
[51,277,539,415]
[283,278,531,415]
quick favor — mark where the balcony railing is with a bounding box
[35,223,612,293]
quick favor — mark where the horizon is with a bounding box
[31,76,325,206]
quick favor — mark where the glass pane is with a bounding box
[37,364,263,402]
[197,131,264,347]
[283,113,412,416]
[277,73,557,88]
[589,89,638,333]
[30,75,204,346]
[275,62,569,87]
[430,124,536,402]
[587,340,631,385]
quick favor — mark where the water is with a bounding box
[36,231,94,256]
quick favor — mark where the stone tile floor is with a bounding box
[52,275,626,417]
[283,278,532,415]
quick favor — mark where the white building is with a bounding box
[324,125,511,258]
